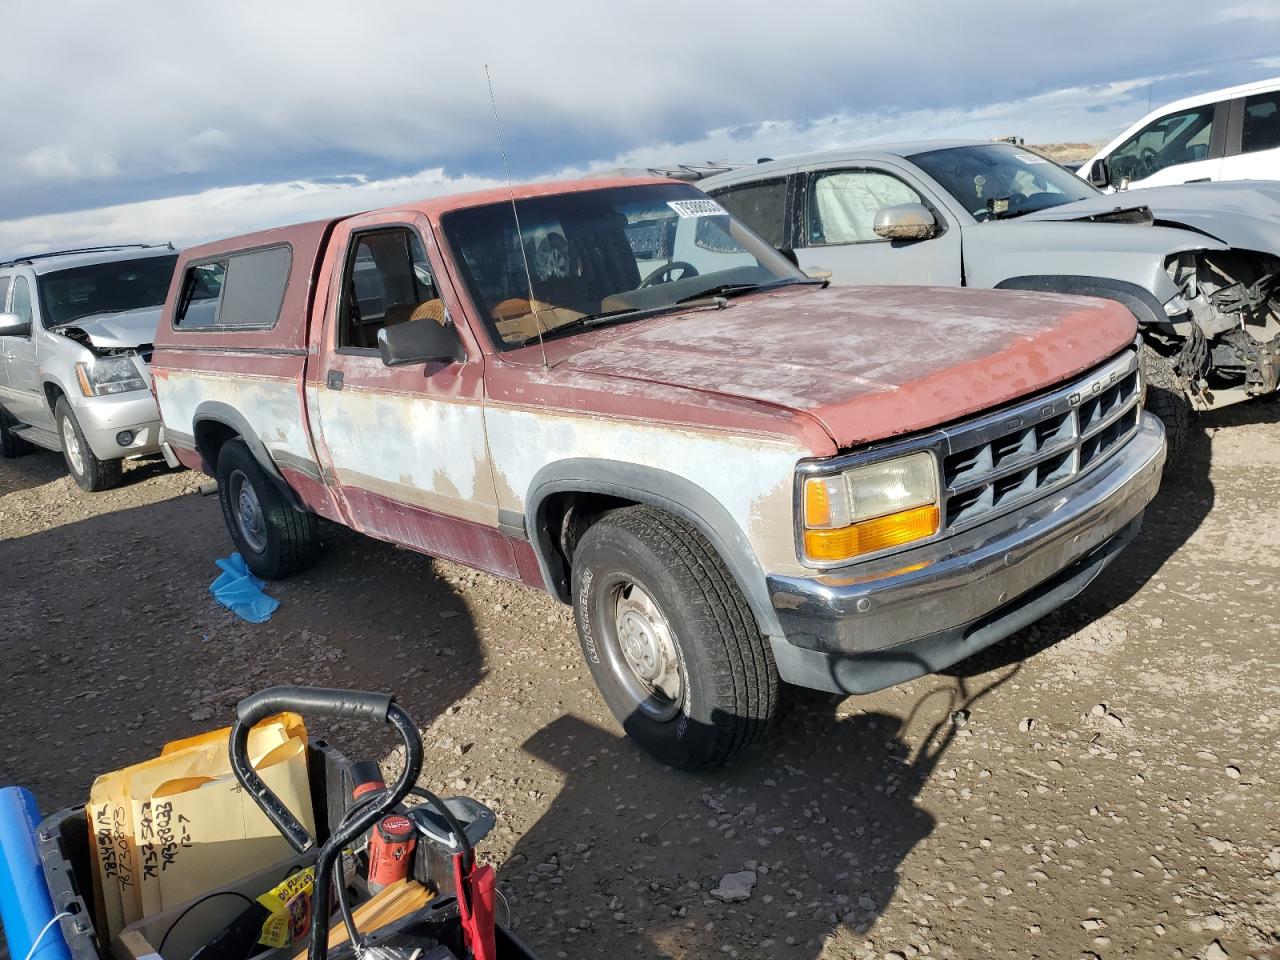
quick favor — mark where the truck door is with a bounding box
[1102,102,1226,187]
[0,276,53,429]
[792,164,963,287]
[1221,91,1280,181]
[308,213,518,578]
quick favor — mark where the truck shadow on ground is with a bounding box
[0,493,486,813]
[946,415,1216,677]
[505,669,1017,959]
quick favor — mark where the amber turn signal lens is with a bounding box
[803,504,940,563]
[803,477,832,528]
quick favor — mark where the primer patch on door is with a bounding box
[667,198,728,218]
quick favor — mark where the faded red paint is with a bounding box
[339,486,520,580]
[493,284,1136,449]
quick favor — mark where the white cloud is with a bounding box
[2,0,1275,192]
[0,65,1266,256]
[22,145,118,180]
[0,168,506,254]
[0,1,1276,252]
[0,75,1150,253]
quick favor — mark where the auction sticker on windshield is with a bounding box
[1015,153,1049,164]
[667,198,728,218]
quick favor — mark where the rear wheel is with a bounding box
[216,439,318,579]
[0,406,33,459]
[571,506,779,769]
[1141,343,1191,463]
[55,398,122,491]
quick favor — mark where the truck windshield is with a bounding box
[910,144,1099,222]
[37,254,178,327]
[440,183,807,348]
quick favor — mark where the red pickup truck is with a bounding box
[152,178,1166,767]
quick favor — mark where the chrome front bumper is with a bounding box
[767,412,1166,694]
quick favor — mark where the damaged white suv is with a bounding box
[0,245,178,490]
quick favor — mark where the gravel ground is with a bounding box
[1,403,1277,960]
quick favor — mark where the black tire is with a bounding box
[216,439,318,579]
[0,406,34,458]
[55,398,122,491]
[1141,343,1191,463]
[571,506,779,769]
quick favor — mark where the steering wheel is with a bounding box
[1138,146,1159,176]
[640,261,699,287]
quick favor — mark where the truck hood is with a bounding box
[57,305,162,350]
[552,285,1135,448]
[1018,181,1280,254]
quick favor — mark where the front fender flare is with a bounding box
[995,274,1170,330]
[525,459,783,637]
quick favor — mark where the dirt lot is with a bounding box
[1,404,1277,960]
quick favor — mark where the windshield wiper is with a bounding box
[521,296,728,346]
[675,276,824,304]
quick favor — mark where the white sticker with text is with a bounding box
[667,198,728,218]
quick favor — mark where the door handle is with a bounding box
[326,370,344,391]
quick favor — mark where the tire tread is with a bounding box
[602,506,778,766]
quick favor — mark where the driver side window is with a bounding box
[806,169,924,246]
[1109,105,1215,180]
[340,228,441,351]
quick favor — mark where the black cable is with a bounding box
[157,890,255,956]
[331,788,389,955]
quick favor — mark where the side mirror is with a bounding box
[0,313,31,337]
[873,203,938,241]
[377,318,465,367]
[1088,159,1110,188]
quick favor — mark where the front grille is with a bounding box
[939,348,1141,532]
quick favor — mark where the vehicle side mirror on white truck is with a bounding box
[1088,159,1111,189]
[377,317,465,367]
[873,203,939,241]
[0,313,31,337]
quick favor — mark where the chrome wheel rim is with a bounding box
[229,469,267,553]
[610,580,683,721]
[61,415,84,476]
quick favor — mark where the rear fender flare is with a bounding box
[524,459,783,637]
[192,401,305,511]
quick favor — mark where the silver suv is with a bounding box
[0,244,177,490]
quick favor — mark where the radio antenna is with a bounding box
[485,64,548,368]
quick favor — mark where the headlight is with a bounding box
[801,450,940,563]
[75,355,147,397]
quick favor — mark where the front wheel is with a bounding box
[1140,343,1191,463]
[216,439,319,579]
[55,398,122,491]
[571,506,779,769]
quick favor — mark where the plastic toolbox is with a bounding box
[33,740,537,960]
[35,739,356,960]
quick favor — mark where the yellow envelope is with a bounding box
[126,722,296,921]
[88,714,307,940]
[135,735,314,915]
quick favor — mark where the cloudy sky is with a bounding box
[2,1,1278,254]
